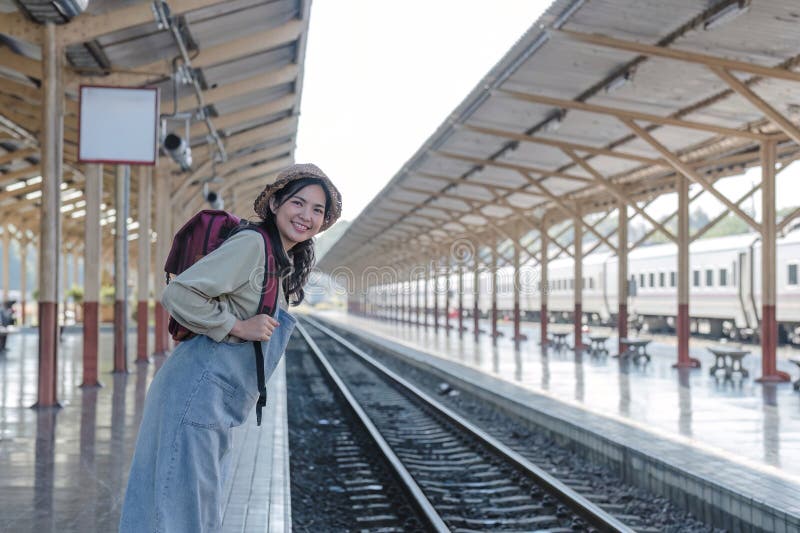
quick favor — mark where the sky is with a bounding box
[295,0,550,223]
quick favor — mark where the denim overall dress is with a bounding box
[119,307,296,532]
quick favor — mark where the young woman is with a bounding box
[119,163,342,532]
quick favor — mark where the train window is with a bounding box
[789,264,798,286]
[639,274,645,289]
[659,272,665,287]
[569,279,574,289]
[589,278,595,289]
[719,268,728,287]
[648,272,654,287]
[670,271,676,287]
[705,269,713,287]
[693,270,700,287]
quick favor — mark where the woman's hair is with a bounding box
[259,177,332,306]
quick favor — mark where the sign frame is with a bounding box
[78,84,160,166]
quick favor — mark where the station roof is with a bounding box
[318,0,800,274]
[0,0,310,248]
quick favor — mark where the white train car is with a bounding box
[376,228,800,342]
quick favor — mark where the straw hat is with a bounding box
[253,163,342,232]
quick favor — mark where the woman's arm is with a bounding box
[162,231,264,341]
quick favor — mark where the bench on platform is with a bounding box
[708,346,750,379]
[549,332,569,351]
[588,335,609,356]
[617,338,651,363]
[788,359,800,391]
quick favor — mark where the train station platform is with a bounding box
[0,327,291,532]
[317,311,800,530]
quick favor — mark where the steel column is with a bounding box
[1,229,9,302]
[573,209,583,352]
[113,165,129,374]
[36,22,63,408]
[491,238,499,338]
[457,265,465,333]
[153,165,171,355]
[423,265,429,327]
[445,262,451,331]
[82,164,102,387]
[136,166,152,363]
[19,238,28,325]
[758,140,790,382]
[540,221,549,347]
[513,228,526,342]
[433,259,439,331]
[675,175,700,367]
[414,270,422,326]
[617,205,628,354]
[473,259,480,340]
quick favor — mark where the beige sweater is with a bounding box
[162,230,286,343]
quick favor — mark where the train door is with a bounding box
[737,250,757,334]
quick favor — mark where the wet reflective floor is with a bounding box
[0,328,155,532]
[321,312,800,482]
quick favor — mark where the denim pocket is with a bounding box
[183,371,254,429]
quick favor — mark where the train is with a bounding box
[369,227,800,344]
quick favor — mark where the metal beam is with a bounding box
[557,29,800,84]
[711,66,800,147]
[498,88,767,141]
[622,118,760,231]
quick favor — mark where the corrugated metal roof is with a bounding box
[0,0,311,238]
[319,0,800,273]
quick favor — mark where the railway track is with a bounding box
[294,315,634,532]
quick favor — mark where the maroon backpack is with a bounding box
[164,209,280,425]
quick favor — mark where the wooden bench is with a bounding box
[789,359,800,391]
[588,335,609,356]
[708,346,750,379]
[549,332,569,351]
[617,338,651,363]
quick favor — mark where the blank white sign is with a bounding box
[79,86,159,165]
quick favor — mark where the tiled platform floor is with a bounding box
[0,327,291,533]
[320,312,800,482]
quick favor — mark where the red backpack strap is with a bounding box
[237,223,280,316]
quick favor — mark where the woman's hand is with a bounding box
[230,314,279,341]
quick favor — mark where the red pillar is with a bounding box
[81,301,100,387]
[473,269,480,340]
[154,301,166,354]
[757,140,789,382]
[136,300,149,363]
[37,302,59,407]
[618,205,629,355]
[458,267,465,333]
[433,268,439,331]
[445,266,451,330]
[491,242,500,339]
[113,165,129,374]
[35,22,62,408]
[540,221,549,346]
[573,211,583,352]
[512,233,527,342]
[674,176,700,368]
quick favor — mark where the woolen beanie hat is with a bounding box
[253,163,343,232]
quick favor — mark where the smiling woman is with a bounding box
[119,163,342,532]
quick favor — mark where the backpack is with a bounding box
[164,209,280,425]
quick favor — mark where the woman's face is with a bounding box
[270,184,327,251]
